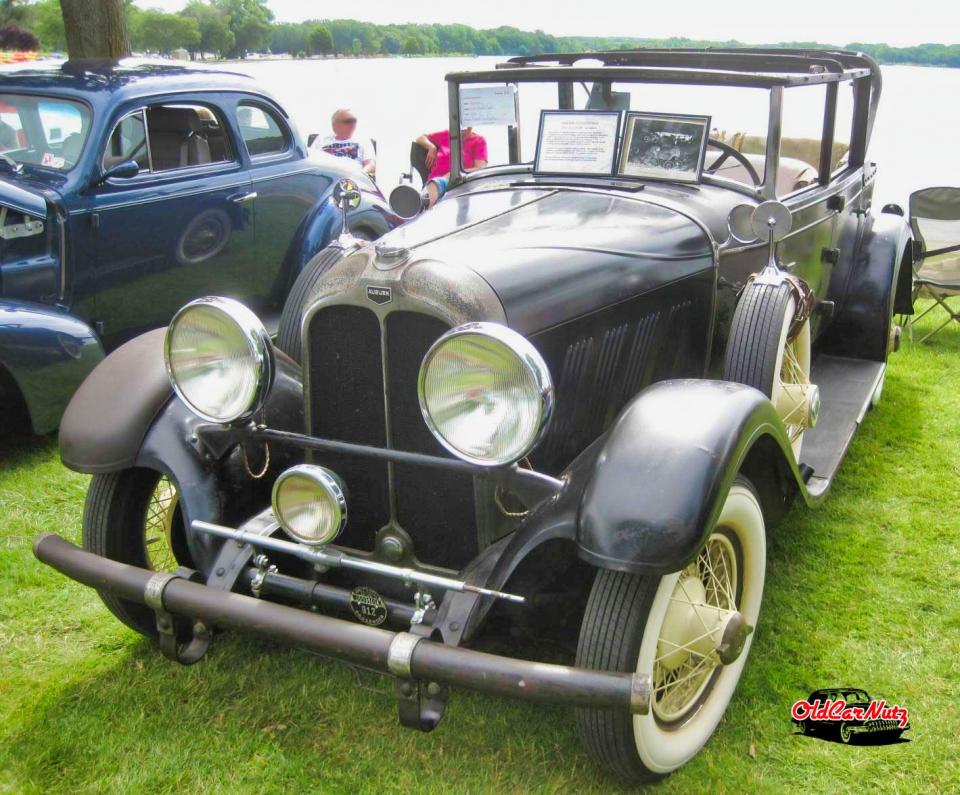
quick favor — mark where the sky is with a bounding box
[133,0,953,47]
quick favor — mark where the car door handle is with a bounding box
[229,191,257,204]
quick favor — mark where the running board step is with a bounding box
[800,355,885,498]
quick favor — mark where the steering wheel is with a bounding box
[705,138,761,187]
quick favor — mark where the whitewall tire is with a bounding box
[575,476,766,783]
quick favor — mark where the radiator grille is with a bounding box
[306,304,389,552]
[306,305,475,568]
[386,312,478,567]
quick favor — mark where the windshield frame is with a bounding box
[445,62,870,201]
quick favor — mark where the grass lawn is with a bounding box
[1,306,958,794]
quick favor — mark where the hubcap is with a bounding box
[653,532,752,722]
[774,381,820,429]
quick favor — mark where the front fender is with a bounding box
[61,327,305,472]
[576,379,803,575]
[0,299,103,435]
[60,326,306,570]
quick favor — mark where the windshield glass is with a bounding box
[0,94,91,171]
[455,79,771,188]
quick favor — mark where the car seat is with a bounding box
[147,106,211,170]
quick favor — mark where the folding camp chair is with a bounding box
[401,141,431,186]
[908,187,960,342]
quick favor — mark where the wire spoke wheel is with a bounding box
[575,476,766,783]
[652,533,738,721]
[83,469,191,637]
[143,475,180,572]
[771,315,813,458]
[724,281,817,461]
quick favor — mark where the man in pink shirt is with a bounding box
[415,127,488,206]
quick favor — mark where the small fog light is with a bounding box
[272,465,347,545]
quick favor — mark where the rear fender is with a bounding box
[576,379,803,575]
[822,211,913,361]
[285,178,392,278]
[0,299,103,435]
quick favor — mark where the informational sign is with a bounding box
[460,86,518,127]
[534,111,620,175]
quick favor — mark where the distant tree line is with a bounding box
[8,1,960,68]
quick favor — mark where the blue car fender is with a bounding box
[285,168,395,278]
[0,299,104,434]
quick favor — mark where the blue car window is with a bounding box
[145,104,234,171]
[104,111,149,171]
[0,93,90,170]
[237,102,288,157]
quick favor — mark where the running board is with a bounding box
[800,355,885,499]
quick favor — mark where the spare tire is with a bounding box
[723,280,814,460]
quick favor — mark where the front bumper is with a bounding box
[34,533,651,716]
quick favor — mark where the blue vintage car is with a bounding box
[0,59,397,436]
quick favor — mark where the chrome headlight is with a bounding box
[417,322,553,466]
[272,464,347,545]
[164,296,273,423]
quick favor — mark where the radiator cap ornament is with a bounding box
[374,241,411,269]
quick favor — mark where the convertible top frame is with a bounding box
[444,47,882,200]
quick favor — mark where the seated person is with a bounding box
[312,108,375,177]
[415,127,487,207]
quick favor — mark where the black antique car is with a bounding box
[35,49,914,784]
[793,688,911,743]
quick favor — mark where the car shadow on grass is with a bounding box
[4,631,624,792]
[0,427,57,464]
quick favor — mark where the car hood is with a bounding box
[0,175,48,218]
[378,187,715,335]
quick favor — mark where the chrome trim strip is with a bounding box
[73,180,252,214]
[141,108,154,174]
[250,166,316,184]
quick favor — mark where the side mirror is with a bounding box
[97,159,139,184]
[389,183,426,220]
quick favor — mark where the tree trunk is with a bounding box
[59,0,130,59]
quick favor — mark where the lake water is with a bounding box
[232,56,960,211]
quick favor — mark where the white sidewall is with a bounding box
[632,483,766,774]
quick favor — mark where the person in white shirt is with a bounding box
[311,108,375,177]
